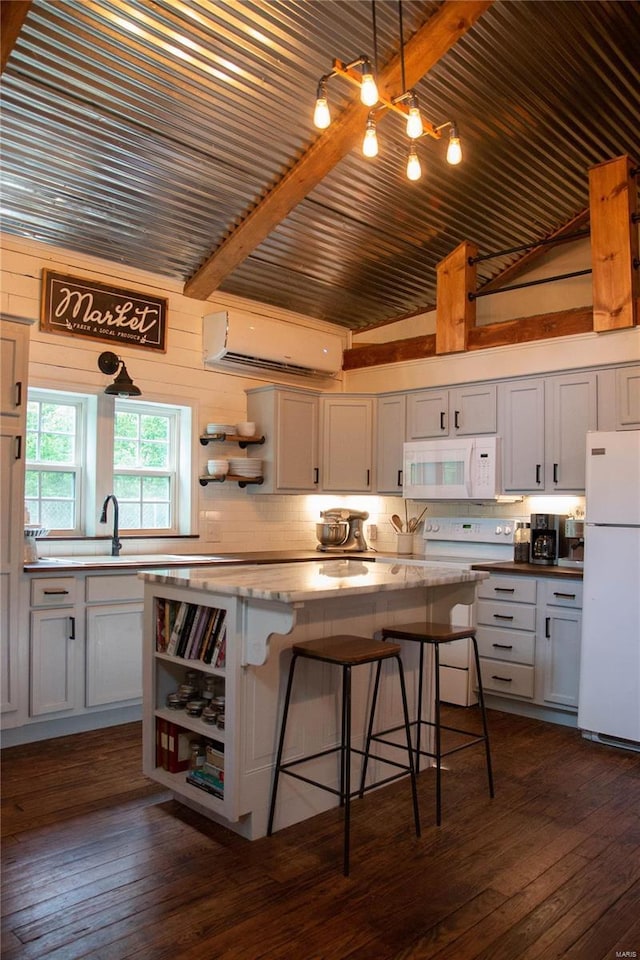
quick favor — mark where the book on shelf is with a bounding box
[166,602,188,656]
[213,629,226,668]
[175,603,198,658]
[155,598,167,652]
[155,719,196,773]
[203,611,227,665]
[186,766,224,799]
[184,605,209,659]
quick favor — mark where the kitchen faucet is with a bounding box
[100,494,121,556]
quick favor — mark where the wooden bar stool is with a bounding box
[266,634,421,876]
[367,622,494,826]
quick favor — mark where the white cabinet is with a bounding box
[321,396,373,492]
[29,577,79,717]
[376,394,405,494]
[247,385,319,492]
[1,318,30,726]
[538,580,582,710]
[476,576,537,700]
[85,575,144,707]
[499,373,598,493]
[407,383,497,439]
[23,571,144,730]
[477,572,582,720]
[616,364,640,428]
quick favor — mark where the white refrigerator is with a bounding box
[578,430,640,749]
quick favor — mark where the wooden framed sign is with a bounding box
[41,270,167,352]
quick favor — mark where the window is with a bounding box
[26,388,193,537]
[25,392,86,533]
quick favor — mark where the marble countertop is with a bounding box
[140,558,489,603]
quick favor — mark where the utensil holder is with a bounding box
[396,533,414,554]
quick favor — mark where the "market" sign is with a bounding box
[41,270,167,352]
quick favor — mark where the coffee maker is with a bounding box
[530,513,566,566]
[559,518,585,567]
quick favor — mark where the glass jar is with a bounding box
[514,522,531,563]
[188,739,205,770]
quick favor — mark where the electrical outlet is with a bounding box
[368,524,377,541]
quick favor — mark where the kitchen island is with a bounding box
[141,559,488,839]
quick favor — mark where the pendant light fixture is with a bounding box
[312,0,462,183]
[98,351,142,397]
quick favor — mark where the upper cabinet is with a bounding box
[247,386,320,493]
[616,365,640,429]
[320,396,373,492]
[376,394,406,495]
[499,373,598,493]
[406,383,497,439]
[0,320,28,419]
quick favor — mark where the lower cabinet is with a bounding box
[20,572,144,734]
[477,572,583,719]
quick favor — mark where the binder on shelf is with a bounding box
[166,723,193,773]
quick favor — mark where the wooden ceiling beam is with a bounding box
[183,0,494,301]
[1,1,32,73]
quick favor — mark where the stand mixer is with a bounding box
[316,508,369,553]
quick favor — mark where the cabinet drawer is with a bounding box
[477,599,537,632]
[480,659,535,698]
[86,574,144,603]
[476,626,535,665]
[544,582,583,608]
[477,576,537,604]
[31,577,77,606]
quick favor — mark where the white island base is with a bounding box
[142,560,487,840]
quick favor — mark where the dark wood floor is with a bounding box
[2,707,640,960]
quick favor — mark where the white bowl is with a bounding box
[208,459,229,475]
[236,421,256,437]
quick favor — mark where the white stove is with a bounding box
[382,517,525,707]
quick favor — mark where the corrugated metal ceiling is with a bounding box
[1,0,639,330]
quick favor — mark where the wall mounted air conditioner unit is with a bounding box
[203,310,343,378]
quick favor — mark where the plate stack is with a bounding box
[206,423,235,436]
[229,457,262,479]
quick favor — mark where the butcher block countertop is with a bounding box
[471,561,583,580]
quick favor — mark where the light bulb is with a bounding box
[360,63,378,107]
[406,106,423,139]
[447,133,462,165]
[362,118,378,158]
[406,146,422,181]
[313,96,331,130]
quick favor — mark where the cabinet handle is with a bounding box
[366,469,370,486]
[545,616,550,638]
[553,592,576,600]
[494,587,515,593]
[454,410,460,429]
[313,467,319,485]
[536,464,542,484]
[553,463,559,483]
[43,589,70,595]
[14,435,22,460]
[493,613,514,621]
[69,616,76,640]
[492,643,513,650]
[16,381,23,407]
[440,411,446,431]
[491,674,513,682]
[397,469,403,488]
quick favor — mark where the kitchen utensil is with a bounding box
[390,514,404,533]
[316,521,349,546]
[408,506,428,532]
[236,421,256,437]
[24,525,49,562]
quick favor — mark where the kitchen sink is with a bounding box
[45,554,227,566]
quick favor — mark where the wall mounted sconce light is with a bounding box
[97,351,141,397]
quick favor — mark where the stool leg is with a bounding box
[342,664,352,877]
[434,642,442,826]
[394,654,421,838]
[471,635,495,799]
[267,652,298,837]
[359,659,383,798]
[415,640,425,773]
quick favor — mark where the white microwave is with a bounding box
[403,436,502,500]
